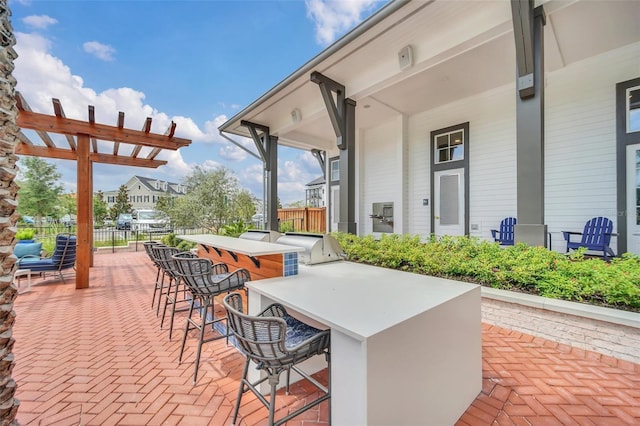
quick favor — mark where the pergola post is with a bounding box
[76,134,91,289]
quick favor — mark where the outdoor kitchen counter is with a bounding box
[247,261,482,425]
[177,234,304,280]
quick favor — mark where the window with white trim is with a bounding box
[628,86,640,133]
[434,130,464,164]
[330,159,340,182]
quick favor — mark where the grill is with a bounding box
[275,233,345,265]
[238,230,282,243]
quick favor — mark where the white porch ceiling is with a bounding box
[221,0,640,155]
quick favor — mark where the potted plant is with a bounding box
[15,228,36,243]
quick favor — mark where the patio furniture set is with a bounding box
[13,233,77,292]
[492,216,617,259]
[142,240,331,426]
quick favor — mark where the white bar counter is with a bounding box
[177,234,304,279]
[177,234,303,256]
[247,261,482,425]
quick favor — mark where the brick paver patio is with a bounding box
[11,250,640,425]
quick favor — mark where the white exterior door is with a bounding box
[626,144,640,254]
[434,168,465,236]
[330,186,340,232]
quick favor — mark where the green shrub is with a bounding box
[331,232,640,312]
[15,228,36,241]
[219,221,251,238]
[161,233,196,251]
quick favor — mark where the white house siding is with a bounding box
[358,117,404,236]
[405,85,517,240]
[545,41,640,253]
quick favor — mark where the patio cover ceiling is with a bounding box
[14,92,192,290]
[219,0,640,154]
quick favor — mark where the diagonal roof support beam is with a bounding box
[311,71,357,234]
[241,120,278,232]
[311,149,326,179]
[310,71,346,149]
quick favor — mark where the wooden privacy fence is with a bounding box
[278,207,326,233]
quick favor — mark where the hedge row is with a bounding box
[332,232,640,312]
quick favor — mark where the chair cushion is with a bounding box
[282,314,324,348]
[14,242,42,259]
[17,257,55,270]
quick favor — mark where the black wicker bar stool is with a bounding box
[223,292,331,426]
[153,246,195,340]
[172,253,251,384]
[143,241,165,313]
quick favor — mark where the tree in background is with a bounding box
[109,184,132,220]
[233,189,257,222]
[286,200,306,208]
[17,157,63,221]
[93,191,108,226]
[57,193,76,218]
[168,166,251,232]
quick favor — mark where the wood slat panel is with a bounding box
[197,247,284,281]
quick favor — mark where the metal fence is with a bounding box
[17,225,208,253]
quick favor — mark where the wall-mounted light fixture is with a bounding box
[291,108,302,123]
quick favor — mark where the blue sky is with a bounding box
[9,0,386,205]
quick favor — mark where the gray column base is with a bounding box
[514,224,548,247]
[338,222,357,234]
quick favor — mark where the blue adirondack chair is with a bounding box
[562,217,616,259]
[491,217,517,246]
[17,233,77,282]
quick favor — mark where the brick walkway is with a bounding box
[11,251,640,425]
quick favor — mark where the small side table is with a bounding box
[14,268,32,294]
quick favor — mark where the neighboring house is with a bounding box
[305,176,326,208]
[219,0,640,255]
[103,175,186,212]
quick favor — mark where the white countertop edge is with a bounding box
[177,234,304,256]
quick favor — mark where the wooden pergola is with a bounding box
[14,92,192,289]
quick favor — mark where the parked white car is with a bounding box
[132,209,171,232]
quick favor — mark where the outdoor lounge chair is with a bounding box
[171,254,251,384]
[491,217,517,246]
[562,216,616,259]
[17,233,76,283]
[223,292,331,426]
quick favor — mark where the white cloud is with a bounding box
[83,41,116,61]
[11,29,308,203]
[12,31,213,192]
[305,0,382,46]
[22,15,58,30]
[219,144,248,162]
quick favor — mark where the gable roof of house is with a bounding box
[306,176,325,187]
[106,175,184,196]
[132,175,183,195]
